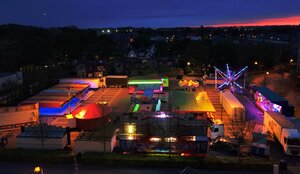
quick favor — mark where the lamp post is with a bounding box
[254,60,262,74]
[221,96,223,121]
[263,72,269,86]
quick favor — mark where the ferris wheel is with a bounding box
[214,64,248,92]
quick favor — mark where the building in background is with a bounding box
[76,59,105,78]
[298,40,300,74]
[0,72,23,106]
[117,113,208,156]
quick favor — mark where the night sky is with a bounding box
[1,0,300,28]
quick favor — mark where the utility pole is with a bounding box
[67,84,72,114]
[215,68,217,89]
[220,94,223,121]
[40,117,45,174]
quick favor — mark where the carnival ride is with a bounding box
[178,80,199,90]
[214,64,248,92]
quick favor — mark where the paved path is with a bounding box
[0,162,276,174]
[205,87,232,137]
[234,93,263,124]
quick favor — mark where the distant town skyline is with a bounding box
[0,0,300,28]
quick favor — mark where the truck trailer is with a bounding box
[220,90,245,121]
[106,75,128,88]
[59,78,102,89]
[264,111,300,156]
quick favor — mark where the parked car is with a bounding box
[210,136,239,155]
[210,136,250,156]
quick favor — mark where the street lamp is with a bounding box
[290,59,294,64]
[187,62,191,66]
[254,61,262,73]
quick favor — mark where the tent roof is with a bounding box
[72,103,102,119]
[171,91,216,113]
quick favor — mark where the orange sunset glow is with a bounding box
[210,16,300,27]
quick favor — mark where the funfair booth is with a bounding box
[178,79,199,91]
[74,131,117,153]
[128,79,163,94]
[21,83,90,116]
[116,113,208,156]
[16,125,69,150]
[253,86,294,117]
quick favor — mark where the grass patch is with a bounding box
[204,156,273,170]
[0,149,273,171]
[79,153,272,171]
[0,149,73,164]
[80,153,203,168]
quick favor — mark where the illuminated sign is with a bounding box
[162,77,169,87]
[273,103,282,112]
[154,112,170,118]
[74,109,87,119]
[128,80,163,85]
[118,139,208,154]
[155,100,161,112]
[133,104,140,112]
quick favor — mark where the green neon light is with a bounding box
[128,79,163,85]
[162,77,169,87]
[133,104,140,112]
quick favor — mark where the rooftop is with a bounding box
[253,86,287,103]
[0,72,14,78]
[220,90,244,108]
[17,125,67,138]
[265,111,294,128]
[21,83,89,108]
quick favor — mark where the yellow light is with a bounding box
[75,109,87,119]
[34,166,41,173]
[266,72,269,75]
[99,101,107,105]
[128,125,134,134]
[254,61,258,65]
[127,135,134,140]
[124,123,136,134]
[66,114,73,119]
[150,137,161,142]
[165,137,177,142]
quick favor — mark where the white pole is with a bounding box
[215,68,217,89]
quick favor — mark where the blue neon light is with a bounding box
[155,99,161,112]
[39,97,80,115]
